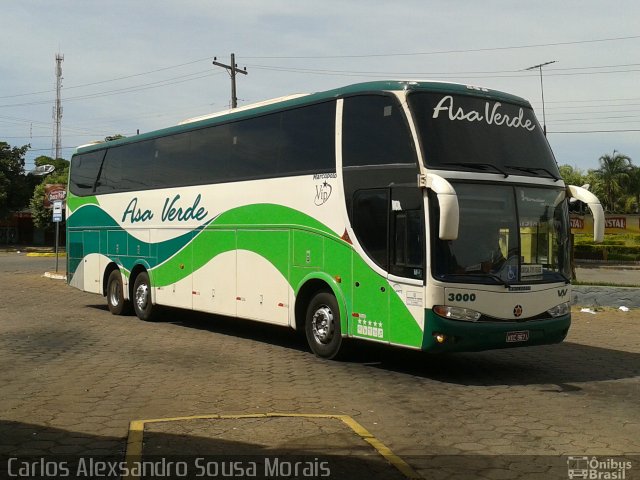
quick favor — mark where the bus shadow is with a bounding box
[154,307,309,353]
[85,304,640,387]
[359,342,640,387]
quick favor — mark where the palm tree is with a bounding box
[627,165,640,213]
[593,150,632,212]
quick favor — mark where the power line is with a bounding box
[544,104,640,111]
[246,63,640,79]
[243,34,640,59]
[2,34,640,100]
[546,96,640,104]
[0,71,221,108]
[549,129,640,134]
[0,56,216,100]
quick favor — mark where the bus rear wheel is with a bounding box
[106,269,131,315]
[305,291,343,359]
[132,271,157,321]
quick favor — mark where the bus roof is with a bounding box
[75,80,532,154]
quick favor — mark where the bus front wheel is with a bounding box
[305,291,343,359]
[132,271,156,321]
[106,269,132,315]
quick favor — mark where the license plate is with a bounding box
[506,330,529,343]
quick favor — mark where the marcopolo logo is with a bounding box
[567,456,632,479]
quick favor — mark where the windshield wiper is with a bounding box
[440,162,508,178]
[505,165,559,181]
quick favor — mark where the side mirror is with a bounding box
[567,185,604,243]
[423,173,459,240]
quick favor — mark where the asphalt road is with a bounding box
[575,264,640,285]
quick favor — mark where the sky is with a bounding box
[1,0,639,173]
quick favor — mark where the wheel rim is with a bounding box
[108,280,120,307]
[135,283,149,311]
[311,305,334,345]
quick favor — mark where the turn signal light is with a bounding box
[434,333,447,344]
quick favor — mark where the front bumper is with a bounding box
[422,309,571,353]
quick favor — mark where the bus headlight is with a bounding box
[433,305,481,322]
[547,302,570,317]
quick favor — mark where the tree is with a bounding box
[0,142,31,220]
[29,156,70,229]
[627,165,640,214]
[593,151,632,212]
[558,165,585,187]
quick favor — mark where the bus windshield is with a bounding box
[431,183,570,285]
[408,92,560,179]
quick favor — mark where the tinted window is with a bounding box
[352,189,389,269]
[409,92,560,178]
[229,114,280,179]
[280,102,335,173]
[69,150,105,196]
[80,101,336,195]
[99,141,156,192]
[343,95,416,167]
[189,123,233,182]
[390,188,424,279]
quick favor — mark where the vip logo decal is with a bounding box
[314,181,332,206]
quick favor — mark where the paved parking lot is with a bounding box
[0,253,639,479]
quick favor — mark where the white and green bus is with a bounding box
[67,80,604,359]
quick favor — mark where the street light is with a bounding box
[525,60,557,136]
[29,164,55,176]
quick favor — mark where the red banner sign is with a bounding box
[44,184,67,208]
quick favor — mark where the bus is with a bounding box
[66,80,604,359]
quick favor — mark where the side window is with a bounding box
[392,211,424,279]
[70,150,105,196]
[390,188,425,280]
[189,124,233,183]
[279,102,336,174]
[151,134,191,186]
[98,141,156,193]
[342,95,416,167]
[352,189,389,269]
[229,114,280,179]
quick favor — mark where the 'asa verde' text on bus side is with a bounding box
[121,194,208,224]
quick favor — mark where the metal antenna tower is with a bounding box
[52,53,64,159]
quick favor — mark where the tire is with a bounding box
[132,271,157,321]
[305,291,344,359]
[106,269,132,315]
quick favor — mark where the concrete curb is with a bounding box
[43,272,67,281]
[572,285,640,308]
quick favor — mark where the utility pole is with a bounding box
[212,53,248,108]
[52,53,64,159]
[525,60,557,136]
